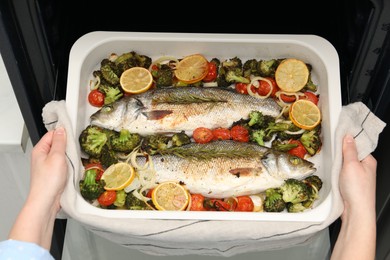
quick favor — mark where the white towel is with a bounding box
[42,101,386,257]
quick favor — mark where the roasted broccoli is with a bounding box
[141,134,172,155]
[125,191,150,210]
[171,132,191,147]
[247,110,275,129]
[300,126,322,156]
[154,64,174,87]
[258,59,281,77]
[100,145,118,168]
[114,51,152,72]
[264,188,286,212]
[113,190,127,208]
[250,129,267,146]
[79,169,105,201]
[243,59,259,78]
[225,70,250,84]
[286,202,307,213]
[280,178,310,204]
[79,125,110,158]
[303,175,323,192]
[98,83,123,105]
[271,139,299,152]
[100,60,120,85]
[110,129,142,153]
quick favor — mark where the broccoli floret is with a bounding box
[79,169,106,201]
[114,190,127,208]
[100,61,120,85]
[225,70,250,84]
[210,58,221,68]
[134,52,152,69]
[222,57,242,69]
[114,51,152,72]
[265,122,300,140]
[100,145,118,168]
[258,59,281,77]
[110,129,142,153]
[264,188,286,212]
[250,129,268,146]
[155,64,174,87]
[79,125,110,158]
[171,132,191,147]
[303,175,323,193]
[248,111,275,129]
[125,191,150,210]
[243,59,259,78]
[216,74,231,88]
[271,139,299,152]
[141,134,172,155]
[280,179,310,204]
[275,124,304,141]
[286,202,307,213]
[300,127,322,156]
[98,83,124,105]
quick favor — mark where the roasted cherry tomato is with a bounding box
[193,127,214,144]
[189,194,207,211]
[203,198,236,211]
[230,125,249,142]
[88,89,105,107]
[146,188,154,198]
[212,128,231,140]
[84,162,105,181]
[254,77,278,97]
[235,196,254,212]
[235,83,248,95]
[300,91,319,105]
[203,62,218,82]
[287,139,307,159]
[279,93,297,103]
[97,190,117,206]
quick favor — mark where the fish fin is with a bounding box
[142,110,173,120]
[229,168,263,177]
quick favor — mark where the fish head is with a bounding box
[90,97,143,130]
[261,150,316,180]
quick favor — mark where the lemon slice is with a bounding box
[101,162,135,191]
[151,181,190,211]
[120,67,153,94]
[174,54,209,84]
[289,99,321,130]
[275,58,309,92]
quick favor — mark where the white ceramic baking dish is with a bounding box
[66,31,341,222]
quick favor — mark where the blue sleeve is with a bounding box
[0,239,54,260]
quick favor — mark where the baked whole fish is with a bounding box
[90,87,281,136]
[135,140,316,198]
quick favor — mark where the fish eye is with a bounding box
[101,105,113,113]
[289,156,302,165]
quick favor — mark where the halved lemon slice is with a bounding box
[289,99,321,130]
[174,54,209,84]
[101,162,135,191]
[120,67,153,94]
[151,181,190,211]
[275,58,309,93]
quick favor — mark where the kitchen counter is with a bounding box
[0,53,28,152]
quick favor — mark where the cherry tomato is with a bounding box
[146,188,154,198]
[150,64,159,78]
[97,190,117,206]
[300,91,319,105]
[279,93,297,103]
[193,127,214,144]
[203,62,217,82]
[88,89,105,107]
[235,196,254,212]
[212,128,231,140]
[235,83,248,94]
[287,139,307,159]
[254,77,278,97]
[84,162,105,181]
[189,194,207,211]
[203,198,236,211]
[230,125,249,142]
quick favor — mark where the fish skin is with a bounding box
[135,141,316,198]
[90,87,281,136]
